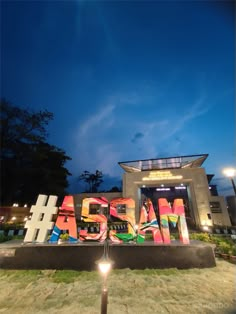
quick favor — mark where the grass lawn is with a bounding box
[0,259,235,314]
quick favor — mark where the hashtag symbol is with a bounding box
[24,194,58,243]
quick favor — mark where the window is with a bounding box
[89,204,100,215]
[89,204,108,216]
[207,213,212,219]
[210,202,222,213]
[117,204,126,214]
[100,206,108,216]
[88,224,100,234]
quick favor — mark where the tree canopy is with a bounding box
[0,99,72,206]
[78,170,103,193]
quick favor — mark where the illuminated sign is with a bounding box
[142,170,183,181]
[24,195,58,243]
[24,194,189,245]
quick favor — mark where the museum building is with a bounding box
[73,154,232,229]
[0,154,232,230]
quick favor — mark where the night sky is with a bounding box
[1,1,235,195]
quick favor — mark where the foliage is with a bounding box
[107,186,122,192]
[0,269,42,282]
[0,234,13,243]
[218,242,232,254]
[0,223,24,231]
[229,246,236,256]
[190,232,236,257]
[208,235,223,246]
[170,232,180,240]
[189,232,212,242]
[78,170,103,192]
[0,99,72,205]
[59,233,69,241]
[51,270,99,283]
[130,268,184,276]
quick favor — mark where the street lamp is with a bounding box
[96,239,113,314]
[223,168,236,195]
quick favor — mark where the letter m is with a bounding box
[158,198,189,244]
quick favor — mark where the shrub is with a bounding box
[0,234,13,243]
[218,242,231,254]
[59,233,69,241]
[190,232,211,242]
[210,235,223,245]
[228,245,236,257]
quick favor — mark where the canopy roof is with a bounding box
[118,154,208,173]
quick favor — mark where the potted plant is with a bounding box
[229,246,236,263]
[170,234,176,241]
[59,232,69,244]
[218,241,231,259]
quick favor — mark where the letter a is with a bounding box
[138,199,163,243]
[49,195,77,243]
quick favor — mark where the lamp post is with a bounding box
[96,203,113,314]
[223,168,236,195]
[96,239,113,314]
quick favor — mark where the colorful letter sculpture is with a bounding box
[158,198,189,244]
[109,198,136,243]
[138,198,163,243]
[172,199,190,244]
[24,194,58,243]
[24,194,190,245]
[49,195,77,243]
[79,197,108,242]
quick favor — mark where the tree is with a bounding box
[78,170,103,193]
[107,186,122,192]
[0,99,72,205]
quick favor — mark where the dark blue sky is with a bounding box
[1,1,235,194]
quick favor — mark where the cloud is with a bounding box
[70,90,211,187]
[131,132,144,143]
[143,96,209,142]
[71,103,121,177]
[156,96,209,142]
[79,104,115,136]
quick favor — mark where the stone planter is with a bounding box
[58,239,69,245]
[229,255,236,263]
[220,253,229,260]
[214,251,221,258]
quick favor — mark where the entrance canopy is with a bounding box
[118,154,208,173]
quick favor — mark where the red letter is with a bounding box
[158,198,189,244]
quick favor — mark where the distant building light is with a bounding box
[223,168,236,178]
[175,186,186,190]
[12,203,19,207]
[156,188,170,191]
[24,204,28,207]
[209,187,212,189]
[12,216,16,221]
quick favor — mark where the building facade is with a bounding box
[74,154,232,229]
[0,154,232,229]
[226,196,236,226]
